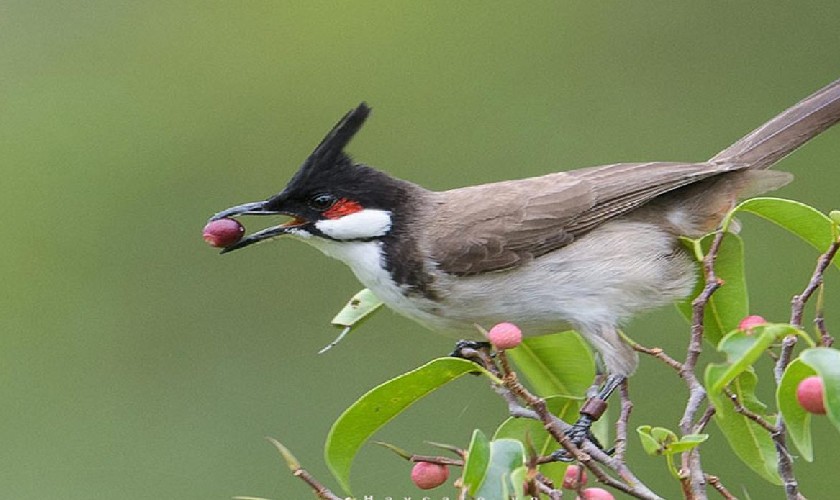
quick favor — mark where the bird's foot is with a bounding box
[449,340,492,359]
[550,414,612,462]
[549,375,625,461]
[450,340,493,374]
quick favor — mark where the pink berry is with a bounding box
[796,376,827,415]
[203,218,245,248]
[487,322,523,350]
[738,315,767,332]
[410,461,449,490]
[563,464,588,489]
[577,487,615,500]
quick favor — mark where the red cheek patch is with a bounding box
[324,198,363,219]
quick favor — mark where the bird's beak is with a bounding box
[208,199,306,254]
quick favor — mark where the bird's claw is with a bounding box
[551,422,597,462]
[449,340,492,358]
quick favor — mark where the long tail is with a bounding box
[710,78,840,169]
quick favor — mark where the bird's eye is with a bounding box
[308,193,337,211]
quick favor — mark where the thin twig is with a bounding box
[814,285,833,347]
[774,335,802,500]
[723,388,778,433]
[265,438,343,500]
[705,474,738,500]
[815,313,832,347]
[614,380,633,462]
[409,455,464,466]
[790,235,840,328]
[536,480,563,500]
[631,342,684,373]
[680,228,727,500]
[692,406,717,434]
[292,468,343,500]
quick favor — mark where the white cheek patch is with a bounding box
[314,209,392,240]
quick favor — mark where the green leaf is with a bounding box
[667,434,709,454]
[801,348,840,432]
[330,288,383,328]
[472,439,527,499]
[710,324,801,393]
[462,430,491,496]
[266,437,300,471]
[635,425,703,456]
[321,289,385,352]
[636,425,706,479]
[725,198,840,269]
[373,441,413,461]
[636,425,669,456]
[493,395,581,485]
[777,359,816,461]
[507,331,596,398]
[705,365,781,484]
[324,358,489,494]
[677,232,748,346]
[508,465,528,500]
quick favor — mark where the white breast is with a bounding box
[301,237,446,330]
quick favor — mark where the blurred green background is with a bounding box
[3,2,840,498]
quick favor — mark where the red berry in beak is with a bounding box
[203,218,245,248]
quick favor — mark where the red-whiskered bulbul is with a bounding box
[209,78,840,447]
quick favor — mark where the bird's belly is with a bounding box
[430,221,698,336]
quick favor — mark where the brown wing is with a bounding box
[428,161,741,275]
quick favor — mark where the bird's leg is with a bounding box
[552,374,625,461]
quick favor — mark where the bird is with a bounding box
[208,78,840,446]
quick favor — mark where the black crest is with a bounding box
[286,103,371,188]
[268,103,418,215]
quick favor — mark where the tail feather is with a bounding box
[710,78,840,169]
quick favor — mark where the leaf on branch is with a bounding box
[830,210,840,226]
[704,365,781,484]
[324,357,491,494]
[462,429,491,495]
[637,425,708,479]
[636,425,678,456]
[710,323,809,393]
[462,430,526,499]
[724,197,840,271]
[677,232,748,346]
[506,331,596,398]
[373,441,413,461]
[266,437,301,471]
[636,425,709,456]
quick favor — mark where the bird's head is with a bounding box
[210,103,412,253]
